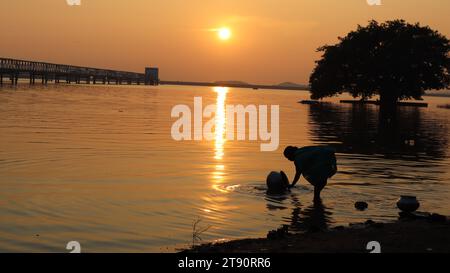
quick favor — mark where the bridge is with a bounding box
[0,57,159,86]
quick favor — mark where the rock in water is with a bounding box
[355,201,368,211]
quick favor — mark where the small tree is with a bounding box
[309,20,449,118]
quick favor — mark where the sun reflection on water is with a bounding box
[203,87,240,225]
[211,87,228,192]
[214,87,228,161]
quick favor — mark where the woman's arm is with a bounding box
[289,171,301,188]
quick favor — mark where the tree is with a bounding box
[309,20,450,118]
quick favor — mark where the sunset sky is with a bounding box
[1,0,449,84]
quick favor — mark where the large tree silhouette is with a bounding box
[309,20,450,118]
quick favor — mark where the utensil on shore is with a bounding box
[397,196,420,213]
[266,171,289,194]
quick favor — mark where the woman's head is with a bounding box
[283,146,298,161]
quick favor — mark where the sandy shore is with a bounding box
[185,213,449,253]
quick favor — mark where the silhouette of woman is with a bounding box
[284,146,337,203]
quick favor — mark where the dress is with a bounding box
[294,146,337,186]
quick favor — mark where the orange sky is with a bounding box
[1,0,449,84]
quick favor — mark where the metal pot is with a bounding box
[397,196,420,212]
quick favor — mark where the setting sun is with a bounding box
[217,27,232,41]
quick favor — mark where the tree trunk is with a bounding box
[379,91,398,124]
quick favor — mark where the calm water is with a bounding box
[0,84,449,252]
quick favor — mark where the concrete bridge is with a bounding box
[0,57,159,86]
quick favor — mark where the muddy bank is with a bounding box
[185,214,449,253]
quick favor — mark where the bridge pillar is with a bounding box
[145,67,159,85]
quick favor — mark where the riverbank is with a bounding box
[185,213,449,253]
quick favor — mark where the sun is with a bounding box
[217,27,232,41]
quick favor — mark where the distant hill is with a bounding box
[214,80,250,86]
[214,80,309,89]
[277,82,309,89]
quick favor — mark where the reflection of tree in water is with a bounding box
[266,194,333,233]
[307,103,448,160]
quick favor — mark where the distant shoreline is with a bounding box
[160,81,450,98]
[424,93,450,98]
[160,81,310,91]
[2,81,449,98]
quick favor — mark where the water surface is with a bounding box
[0,84,449,252]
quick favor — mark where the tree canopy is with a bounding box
[309,20,450,104]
